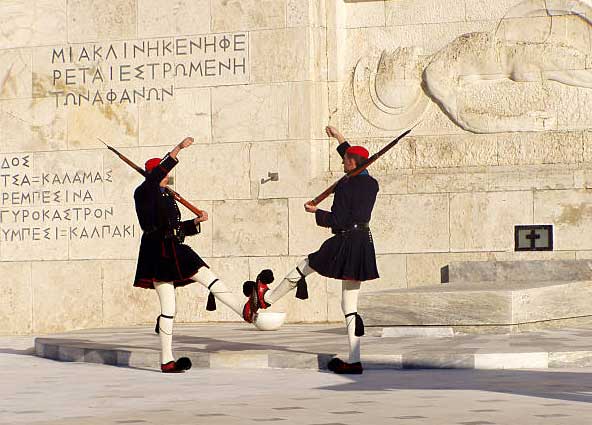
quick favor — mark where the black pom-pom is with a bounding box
[242,280,255,297]
[176,357,192,371]
[206,293,217,311]
[295,277,308,300]
[355,314,365,337]
[257,269,274,285]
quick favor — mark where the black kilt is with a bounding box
[134,236,208,289]
[308,228,379,282]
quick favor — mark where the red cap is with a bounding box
[346,146,369,159]
[145,158,161,172]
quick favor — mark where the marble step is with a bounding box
[444,259,592,284]
[359,279,592,328]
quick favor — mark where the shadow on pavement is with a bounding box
[320,369,592,403]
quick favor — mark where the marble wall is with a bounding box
[3,0,592,335]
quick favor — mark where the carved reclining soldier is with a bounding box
[133,136,271,373]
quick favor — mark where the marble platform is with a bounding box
[360,260,592,332]
[33,324,592,371]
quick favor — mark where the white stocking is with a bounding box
[264,258,316,305]
[193,267,243,318]
[342,280,362,363]
[154,281,176,364]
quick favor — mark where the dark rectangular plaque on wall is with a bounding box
[515,225,553,251]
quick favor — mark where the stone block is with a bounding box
[67,0,136,43]
[0,97,67,153]
[84,348,118,365]
[450,191,533,252]
[139,88,211,146]
[381,327,454,338]
[289,82,330,140]
[0,49,32,100]
[213,199,288,257]
[250,28,309,83]
[344,0,386,28]
[0,262,32,335]
[101,260,159,327]
[175,143,251,201]
[269,352,321,369]
[372,193,450,254]
[407,252,491,287]
[67,103,138,150]
[211,0,286,32]
[248,255,329,323]
[363,355,403,370]
[549,351,592,368]
[414,134,498,169]
[102,148,151,205]
[402,354,475,369]
[534,189,592,250]
[0,0,66,49]
[487,168,575,192]
[117,349,159,368]
[32,261,103,333]
[58,345,85,362]
[512,281,592,324]
[288,197,334,257]
[250,140,329,200]
[497,132,584,166]
[211,84,289,142]
[138,0,211,38]
[474,352,548,369]
[447,259,592,283]
[360,285,513,326]
[465,0,526,21]
[371,254,407,291]
[209,351,269,368]
[385,0,466,26]
[408,172,490,194]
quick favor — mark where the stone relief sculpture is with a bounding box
[354,0,592,133]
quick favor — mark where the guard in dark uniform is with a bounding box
[134,137,254,373]
[245,126,379,374]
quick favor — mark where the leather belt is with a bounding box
[335,222,370,234]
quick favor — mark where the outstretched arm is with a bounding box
[326,126,350,158]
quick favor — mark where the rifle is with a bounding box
[309,128,413,206]
[98,138,205,217]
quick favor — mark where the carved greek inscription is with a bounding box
[49,33,249,107]
[0,155,137,243]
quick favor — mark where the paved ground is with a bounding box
[2,336,592,425]
[35,324,592,370]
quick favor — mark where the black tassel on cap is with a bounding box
[295,267,308,300]
[206,279,219,311]
[345,312,365,337]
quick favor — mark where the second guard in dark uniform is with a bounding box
[133,137,267,373]
[244,126,380,374]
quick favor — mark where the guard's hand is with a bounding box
[194,211,209,223]
[179,137,194,149]
[325,126,344,143]
[304,202,317,213]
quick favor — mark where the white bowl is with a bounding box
[254,311,286,331]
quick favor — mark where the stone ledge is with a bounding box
[33,324,592,371]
